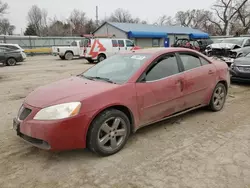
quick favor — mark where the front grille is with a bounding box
[209,49,232,57]
[18,106,32,120]
[237,66,250,72]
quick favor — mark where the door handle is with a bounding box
[177,79,184,92]
[208,70,214,74]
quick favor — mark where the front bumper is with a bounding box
[13,103,92,151]
[230,68,250,82]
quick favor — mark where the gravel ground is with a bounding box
[0,56,250,188]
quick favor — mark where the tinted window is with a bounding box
[82,54,151,84]
[244,39,250,47]
[71,41,77,46]
[179,54,201,71]
[112,40,118,47]
[6,45,19,50]
[126,40,134,47]
[152,39,160,47]
[146,54,179,81]
[118,40,124,47]
[200,57,210,65]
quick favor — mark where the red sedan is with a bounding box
[13,48,230,156]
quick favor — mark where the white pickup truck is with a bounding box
[52,40,86,60]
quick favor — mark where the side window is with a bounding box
[71,41,77,46]
[145,54,179,81]
[200,57,210,65]
[152,39,160,47]
[244,39,250,47]
[179,53,201,71]
[79,41,84,47]
[0,48,5,52]
[112,40,118,47]
[126,40,134,47]
[118,40,124,47]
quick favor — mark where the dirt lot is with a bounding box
[0,56,250,188]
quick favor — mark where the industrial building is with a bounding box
[93,22,209,48]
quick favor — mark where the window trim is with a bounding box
[137,52,182,83]
[176,51,211,72]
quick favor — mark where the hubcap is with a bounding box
[98,117,127,152]
[8,59,16,65]
[213,86,225,109]
[66,53,73,60]
[99,56,105,61]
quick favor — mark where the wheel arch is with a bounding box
[85,104,135,142]
[65,50,74,56]
[98,53,106,58]
[217,80,228,93]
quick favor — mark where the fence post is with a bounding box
[4,36,6,43]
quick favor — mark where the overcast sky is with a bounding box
[6,0,214,34]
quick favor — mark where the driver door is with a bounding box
[135,53,185,125]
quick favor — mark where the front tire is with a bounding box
[87,109,130,156]
[65,52,73,60]
[209,83,227,111]
[6,58,17,66]
[97,54,106,62]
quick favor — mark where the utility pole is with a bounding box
[226,0,233,36]
[96,6,99,27]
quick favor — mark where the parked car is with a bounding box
[230,52,250,82]
[0,43,26,61]
[0,47,25,66]
[52,37,140,62]
[206,37,250,66]
[172,38,213,54]
[13,47,230,156]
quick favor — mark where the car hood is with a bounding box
[24,76,119,108]
[234,57,250,65]
[209,43,241,49]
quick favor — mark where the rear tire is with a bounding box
[87,109,130,156]
[209,83,227,111]
[65,52,73,60]
[6,58,17,66]
[97,54,106,62]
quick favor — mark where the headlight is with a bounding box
[34,102,81,120]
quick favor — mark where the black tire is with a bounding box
[59,55,65,60]
[65,52,73,60]
[87,109,131,156]
[97,54,106,62]
[209,83,227,111]
[6,58,17,66]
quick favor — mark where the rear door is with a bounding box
[118,40,126,52]
[0,47,5,62]
[135,53,185,125]
[177,52,216,109]
[112,39,119,54]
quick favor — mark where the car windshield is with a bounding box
[220,38,244,46]
[81,53,151,84]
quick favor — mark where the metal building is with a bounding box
[93,22,209,48]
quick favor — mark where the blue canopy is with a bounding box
[189,33,209,39]
[128,31,168,38]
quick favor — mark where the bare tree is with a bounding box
[0,0,8,15]
[27,5,48,36]
[69,9,87,35]
[0,18,15,35]
[108,8,134,23]
[155,15,175,25]
[210,0,248,35]
[233,1,250,34]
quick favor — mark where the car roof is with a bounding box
[130,47,197,54]
[0,43,20,47]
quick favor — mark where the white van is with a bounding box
[83,38,140,62]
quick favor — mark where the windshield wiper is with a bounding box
[89,76,116,84]
[80,75,115,83]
